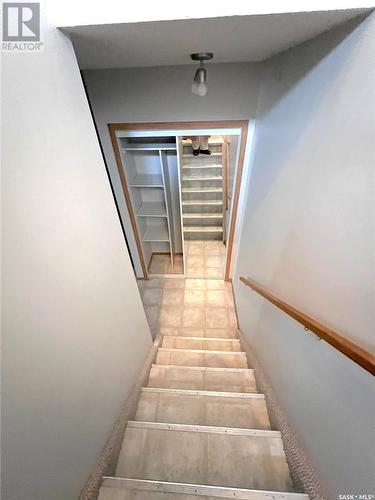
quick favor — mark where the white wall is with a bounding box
[1,19,152,500]
[234,14,375,498]
[82,63,260,275]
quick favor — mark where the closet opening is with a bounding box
[109,121,248,283]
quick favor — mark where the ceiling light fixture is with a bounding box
[191,52,213,97]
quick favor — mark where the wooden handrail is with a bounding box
[240,276,375,376]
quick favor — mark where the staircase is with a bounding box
[181,138,224,241]
[98,296,309,499]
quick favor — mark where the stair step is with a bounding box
[148,365,257,392]
[160,327,238,339]
[182,176,223,181]
[100,478,308,500]
[183,214,223,219]
[136,387,270,429]
[156,348,247,368]
[161,336,241,352]
[182,164,222,169]
[115,422,294,492]
[182,188,223,193]
[182,200,223,206]
[184,226,223,233]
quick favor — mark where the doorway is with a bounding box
[109,121,248,282]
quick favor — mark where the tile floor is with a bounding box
[137,241,234,339]
[147,241,226,278]
[185,240,225,279]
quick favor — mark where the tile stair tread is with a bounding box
[155,348,248,369]
[135,389,271,429]
[182,188,223,193]
[183,214,223,219]
[161,339,241,352]
[147,364,257,393]
[182,164,222,169]
[115,423,294,492]
[182,200,223,205]
[182,176,223,181]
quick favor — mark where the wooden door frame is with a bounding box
[108,120,249,281]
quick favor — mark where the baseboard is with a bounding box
[78,333,163,500]
[237,329,327,500]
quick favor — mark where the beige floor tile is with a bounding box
[182,307,205,327]
[205,279,226,290]
[136,391,271,429]
[160,327,181,336]
[116,425,293,492]
[205,290,226,307]
[160,306,182,328]
[162,289,184,306]
[147,365,257,392]
[205,267,224,279]
[186,255,205,267]
[205,308,229,328]
[205,328,237,338]
[185,243,204,255]
[205,256,224,268]
[177,327,206,337]
[204,245,224,256]
[186,267,205,278]
[161,336,241,352]
[156,349,247,368]
[184,289,205,306]
[204,240,224,249]
[184,279,206,289]
[163,278,186,289]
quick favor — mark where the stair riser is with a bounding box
[182,180,222,190]
[184,233,222,241]
[182,192,222,202]
[183,219,223,227]
[183,206,223,214]
[135,392,271,429]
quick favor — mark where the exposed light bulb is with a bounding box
[192,66,207,97]
[192,81,207,96]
